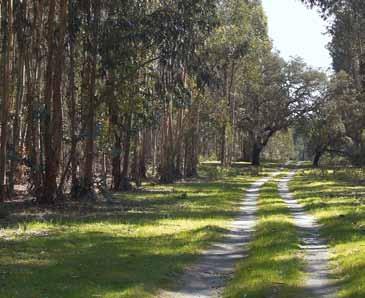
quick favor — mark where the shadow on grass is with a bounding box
[290,170,365,297]
[1,180,254,229]
[0,225,230,298]
[0,173,260,298]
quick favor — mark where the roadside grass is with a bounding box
[290,168,365,298]
[0,165,268,298]
[224,176,306,298]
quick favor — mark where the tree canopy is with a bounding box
[0,0,341,203]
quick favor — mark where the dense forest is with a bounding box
[0,0,319,204]
[0,0,363,204]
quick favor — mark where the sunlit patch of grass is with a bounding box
[0,166,268,298]
[290,169,365,298]
[224,178,306,298]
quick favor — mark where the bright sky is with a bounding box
[261,0,332,70]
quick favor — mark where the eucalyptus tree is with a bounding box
[303,0,365,90]
[0,0,336,205]
[206,0,270,166]
[0,0,14,201]
[98,0,156,190]
[154,0,218,183]
[328,72,365,166]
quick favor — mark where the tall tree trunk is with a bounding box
[111,129,122,190]
[81,1,100,197]
[42,0,56,203]
[25,42,42,197]
[9,40,25,194]
[9,0,26,193]
[175,109,183,178]
[0,0,14,200]
[220,125,226,166]
[132,133,142,187]
[139,129,148,179]
[51,0,67,198]
[120,115,132,191]
[68,1,79,195]
[185,101,200,178]
[24,0,43,198]
[42,0,67,203]
[159,99,175,183]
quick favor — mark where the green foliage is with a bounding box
[263,130,296,161]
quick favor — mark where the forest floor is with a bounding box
[0,163,276,298]
[1,163,364,298]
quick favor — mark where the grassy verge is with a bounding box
[224,176,306,298]
[290,169,365,298]
[0,166,267,298]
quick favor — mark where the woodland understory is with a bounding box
[0,0,365,206]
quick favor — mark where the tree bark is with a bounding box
[132,133,142,187]
[220,125,226,166]
[42,0,57,203]
[41,0,67,203]
[120,115,132,191]
[251,143,262,166]
[9,4,25,194]
[159,99,176,183]
[0,0,14,200]
[139,130,148,179]
[81,1,100,197]
[68,1,79,195]
[313,150,323,168]
[112,130,122,190]
[175,109,184,178]
[184,101,200,178]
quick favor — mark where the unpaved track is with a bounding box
[279,167,338,298]
[159,170,282,298]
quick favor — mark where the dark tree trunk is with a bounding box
[120,116,132,191]
[159,101,176,184]
[184,104,200,178]
[80,1,100,198]
[139,130,147,179]
[9,36,25,194]
[251,143,262,166]
[42,0,64,204]
[0,0,14,201]
[185,142,198,178]
[175,109,183,179]
[220,125,226,166]
[313,151,323,168]
[132,134,142,187]
[112,132,122,190]
[68,2,79,195]
[24,0,42,199]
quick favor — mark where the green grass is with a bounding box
[290,168,365,298]
[224,176,306,298]
[0,167,268,298]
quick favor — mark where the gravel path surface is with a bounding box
[279,167,338,298]
[159,170,282,298]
